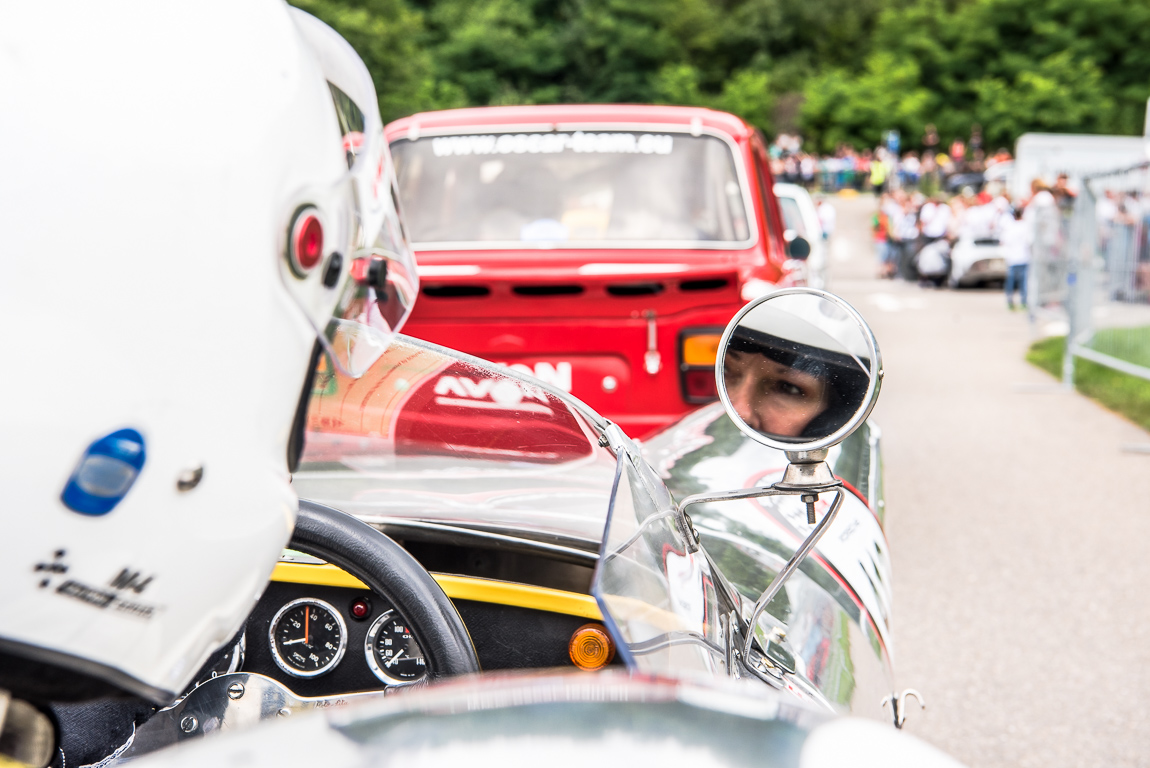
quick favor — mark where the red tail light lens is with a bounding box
[288,207,324,276]
[683,369,717,399]
[679,328,723,403]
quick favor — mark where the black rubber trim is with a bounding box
[287,341,323,473]
[291,500,481,678]
[0,637,175,705]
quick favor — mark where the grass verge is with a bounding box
[1027,335,1150,433]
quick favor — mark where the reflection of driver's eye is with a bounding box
[774,380,805,398]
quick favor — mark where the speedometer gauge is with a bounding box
[365,611,427,685]
[269,598,347,678]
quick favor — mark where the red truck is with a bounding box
[386,104,805,438]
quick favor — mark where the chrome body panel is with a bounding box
[642,403,893,718]
[289,336,894,719]
[293,336,618,549]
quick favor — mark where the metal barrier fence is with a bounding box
[1055,163,1150,385]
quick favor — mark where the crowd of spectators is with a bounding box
[768,127,1014,197]
[769,130,1082,309]
[872,182,1055,300]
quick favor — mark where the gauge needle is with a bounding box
[385,649,405,668]
[304,609,310,645]
[282,637,307,646]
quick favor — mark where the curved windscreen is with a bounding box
[592,446,729,677]
[391,131,752,247]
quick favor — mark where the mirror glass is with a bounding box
[718,291,877,448]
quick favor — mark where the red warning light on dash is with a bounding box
[350,597,372,621]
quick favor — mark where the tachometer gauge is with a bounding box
[269,598,347,678]
[365,610,427,685]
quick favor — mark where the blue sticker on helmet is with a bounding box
[61,429,146,516]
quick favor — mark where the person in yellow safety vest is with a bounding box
[870,160,887,194]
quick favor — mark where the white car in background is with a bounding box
[774,182,827,289]
[948,201,1008,288]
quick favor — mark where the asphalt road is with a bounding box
[824,194,1150,768]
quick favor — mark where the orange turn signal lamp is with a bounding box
[680,331,722,402]
[569,623,616,671]
[681,333,721,366]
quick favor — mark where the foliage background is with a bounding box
[291,0,1150,152]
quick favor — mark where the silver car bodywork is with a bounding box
[643,403,892,719]
[290,336,893,716]
[124,334,923,767]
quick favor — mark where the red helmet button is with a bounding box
[288,207,324,276]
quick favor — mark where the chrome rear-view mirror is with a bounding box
[678,288,882,680]
[718,288,880,451]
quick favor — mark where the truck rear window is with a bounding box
[391,131,752,248]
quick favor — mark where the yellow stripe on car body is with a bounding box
[271,562,603,621]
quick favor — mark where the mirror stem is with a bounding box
[742,487,845,662]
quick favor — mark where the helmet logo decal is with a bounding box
[60,428,146,516]
[34,550,159,620]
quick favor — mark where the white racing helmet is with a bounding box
[0,0,416,705]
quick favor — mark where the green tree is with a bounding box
[292,0,1150,149]
[972,52,1115,148]
[801,52,933,152]
[289,0,462,121]
[810,0,1150,150]
[653,63,774,133]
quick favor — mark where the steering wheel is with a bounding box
[289,499,481,679]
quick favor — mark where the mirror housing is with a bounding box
[785,234,811,261]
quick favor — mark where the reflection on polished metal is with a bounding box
[357,517,599,565]
[721,611,741,679]
[678,480,848,665]
[115,673,390,762]
[775,449,836,523]
[881,689,925,729]
[740,488,845,662]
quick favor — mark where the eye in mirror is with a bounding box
[716,289,881,452]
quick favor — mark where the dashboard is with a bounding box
[239,557,620,698]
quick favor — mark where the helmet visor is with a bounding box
[323,183,419,378]
[282,9,418,379]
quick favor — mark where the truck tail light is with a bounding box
[679,330,722,403]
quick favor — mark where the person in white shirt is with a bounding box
[1000,207,1031,309]
[817,199,836,239]
[919,196,951,241]
[888,193,921,279]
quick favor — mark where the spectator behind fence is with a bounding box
[1000,206,1030,310]
[1052,173,1077,212]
